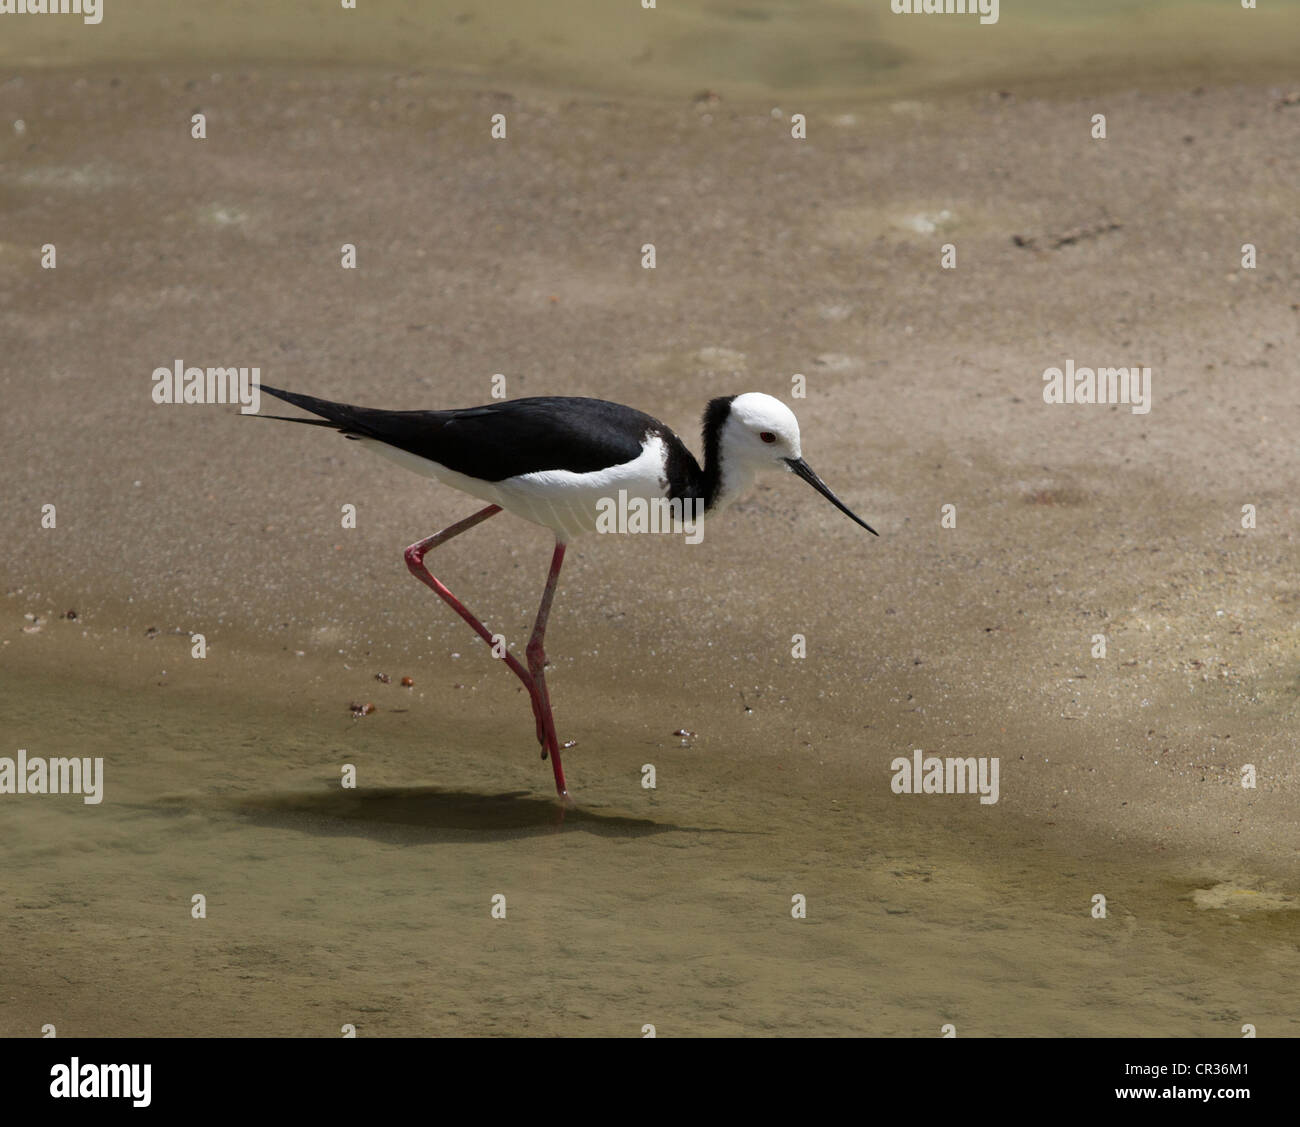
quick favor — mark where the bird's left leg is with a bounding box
[403,504,539,726]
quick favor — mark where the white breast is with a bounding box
[497,434,672,540]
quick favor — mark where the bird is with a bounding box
[256,385,877,802]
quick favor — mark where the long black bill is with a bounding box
[785,457,878,536]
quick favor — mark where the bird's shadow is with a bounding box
[193,786,747,845]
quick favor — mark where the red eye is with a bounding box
[760,432,777,444]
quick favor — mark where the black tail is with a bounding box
[256,384,367,431]
[255,414,339,428]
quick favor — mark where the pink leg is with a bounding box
[526,541,567,779]
[403,506,570,799]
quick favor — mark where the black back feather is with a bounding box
[257,384,715,496]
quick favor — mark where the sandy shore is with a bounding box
[0,59,1297,1035]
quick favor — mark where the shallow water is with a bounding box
[3,637,1296,1036]
[3,0,1299,103]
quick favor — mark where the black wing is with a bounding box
[258,385,667,482]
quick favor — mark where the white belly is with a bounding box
[355,433,673,542]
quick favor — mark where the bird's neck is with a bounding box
[699,396,749,513]
[705,454,756,513]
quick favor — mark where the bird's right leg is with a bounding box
[402,506,559,783]
[524,541,568,799]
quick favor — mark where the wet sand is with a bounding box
[1,14,1298,1036]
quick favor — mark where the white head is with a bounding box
[722,392,803,469]
[705,393,877,534]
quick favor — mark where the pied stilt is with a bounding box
[257,385,876,801]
